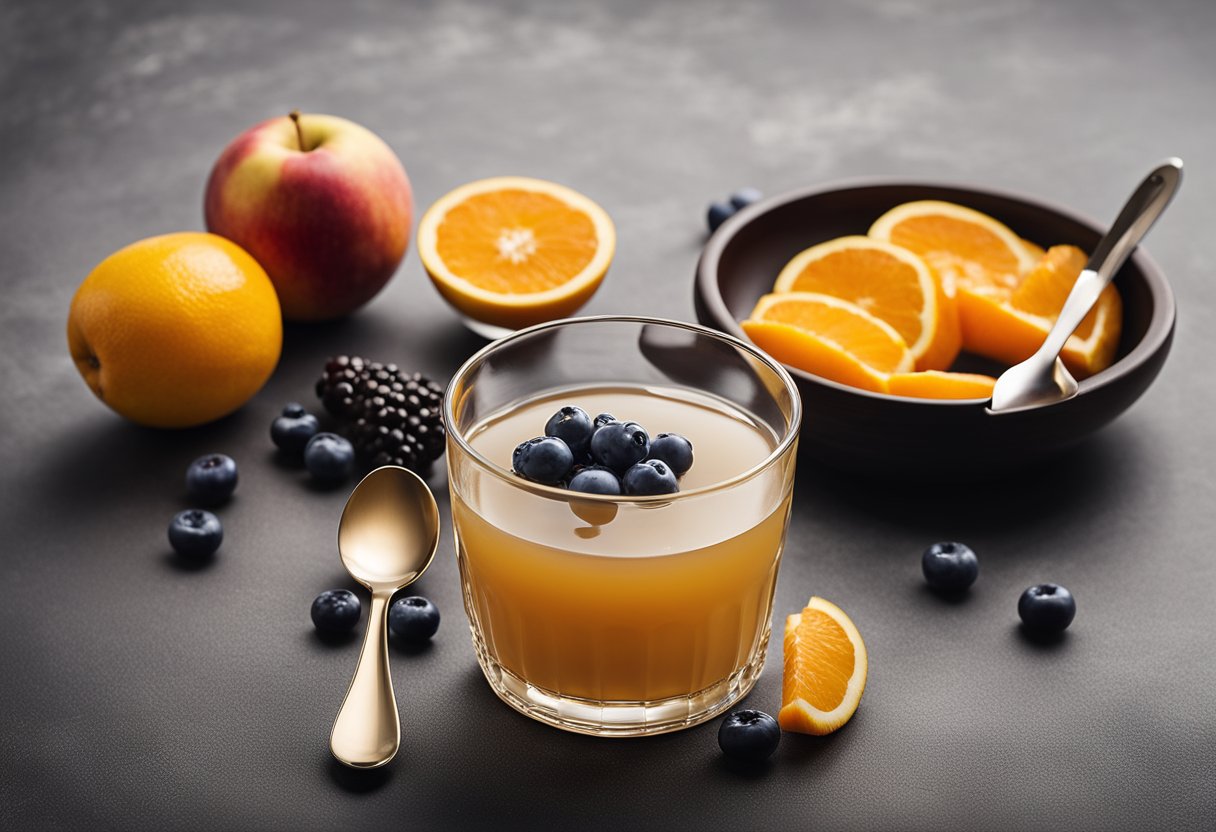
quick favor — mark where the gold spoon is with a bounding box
[330,466,440,769]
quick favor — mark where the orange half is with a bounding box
[418,176,615,330]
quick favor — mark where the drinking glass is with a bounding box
[444,316,801,736]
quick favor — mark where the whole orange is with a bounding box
[67,232,283,428]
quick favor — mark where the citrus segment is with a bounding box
[1010,244,1121,373]
[417,176,615,330]
[741,320,890,393]
[779,596,867,735]
[1010,244,1089,317]
[868,200,1037,296]
[957,285,1121,379]
[772,236,959,371]
[887,370,997,400]
[750,292,914,375]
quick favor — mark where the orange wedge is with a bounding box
[959,244,1122,378]
[418,176,615,330]
[773,236,960,371]
[741,321,888,393]
[743,292,913,392]
[868,201,1038,296]
[779,597,868,736]
[1010,244,1090,316]
[886,370,997,400]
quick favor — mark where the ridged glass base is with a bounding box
[470,627,770,737]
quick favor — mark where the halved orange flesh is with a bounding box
[417,176,615,330]
[773,236,960,371]
[779,596,868,736]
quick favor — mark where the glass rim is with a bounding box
[442,314,803,503]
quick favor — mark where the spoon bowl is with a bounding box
[330,466,440,769]
[338,466,440,588]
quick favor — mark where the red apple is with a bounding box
[204,112,412,321]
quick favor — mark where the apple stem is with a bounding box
[289,110,308,152]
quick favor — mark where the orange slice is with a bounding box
[957,283,1122,379]
[958,244,1122,378]
[417,176,615,330]
[886,370,997,400]
[1012,244,1122,375]
[779,597,868,736]
[773,236,960,371]
[868,201,1038,296]
[743,292,913,392]
[741,321,887,393]
[1010,244,1090,316]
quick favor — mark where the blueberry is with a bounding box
[311,589,361,634]
[718,709,780,763]
[647,433,694,477]
[593,412,617,430]
[568,465,622,495]
[707,201,735,233]
[921,541,979,591]
[304,433,356,483]
[623,459,679,495]
[729,187,764,210]
[168,509,223,558]
[544,406,594,458]
[271,403,321,457]
[388,596,440,642]
[1018,583,1076,634]
[185,454,238,505]
[513,436,574,484]
[590,421,650,473]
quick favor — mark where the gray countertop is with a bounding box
[2,1,1215,829]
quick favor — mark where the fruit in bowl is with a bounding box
[694,181,1175,478]
[67,232,282,428]
[204,112,413,321]
[740,202,1123,399]
[417,176,615,337]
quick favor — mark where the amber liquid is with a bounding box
[453,385,792,703]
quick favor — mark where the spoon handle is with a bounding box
[330,590,399,768]
[1038,158,1183,361]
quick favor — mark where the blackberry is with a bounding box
[315,355,447,474]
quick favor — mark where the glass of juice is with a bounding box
[444,316,801,736]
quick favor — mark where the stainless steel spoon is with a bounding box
[989,158,1183,413]
[330,466,440,769]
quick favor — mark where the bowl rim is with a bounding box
[696,176,1177,407]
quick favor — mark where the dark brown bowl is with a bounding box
[694,180,1175,480]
